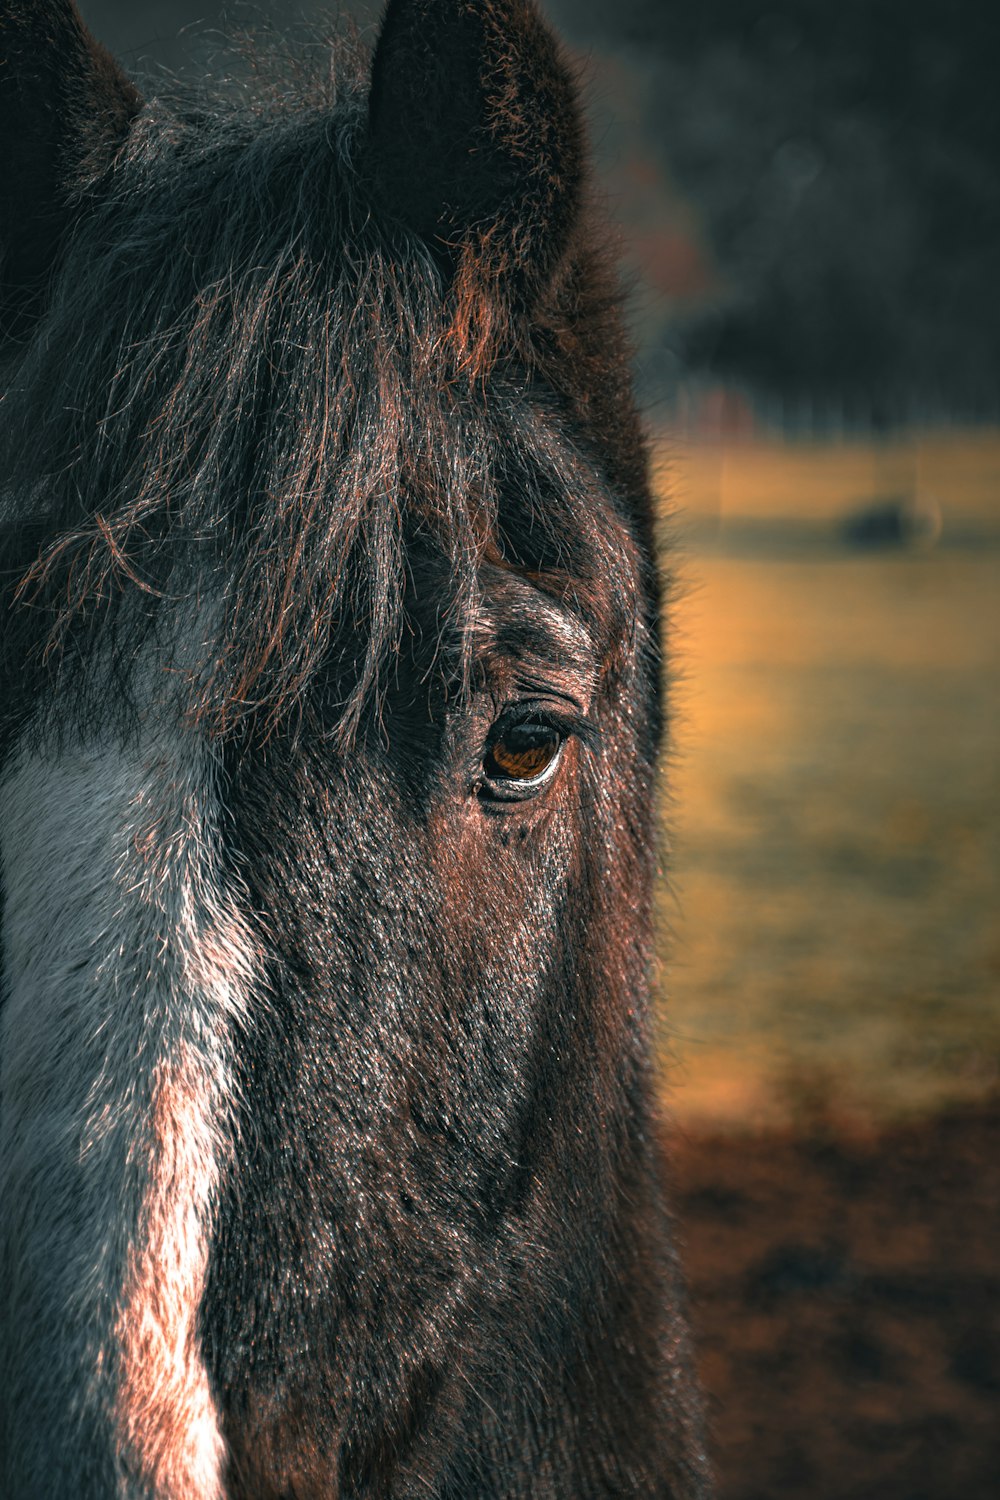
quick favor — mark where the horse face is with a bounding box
[1,5,709,1497]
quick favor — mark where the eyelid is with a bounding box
[488,700,599,748]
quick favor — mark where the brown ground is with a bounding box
[673,1098,1000,1499]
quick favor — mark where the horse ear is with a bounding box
[0,0,141,336]
[365,0,585,318]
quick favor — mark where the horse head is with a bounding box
[0,4,711,1496]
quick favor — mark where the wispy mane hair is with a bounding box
[0,35,631,746]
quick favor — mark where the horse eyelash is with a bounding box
[489,703,601,749]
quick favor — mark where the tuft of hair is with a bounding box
[0,25,643,752]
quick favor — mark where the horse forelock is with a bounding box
[0,41,642,755]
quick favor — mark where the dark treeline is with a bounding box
[84,2,1000,416]
[548,0,1000,417]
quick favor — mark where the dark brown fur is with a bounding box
[0,3,712,1495]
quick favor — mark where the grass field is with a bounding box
[660,425,1000,527]
[654,428,1000,1130]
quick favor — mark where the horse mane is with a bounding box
[0,32,638,748]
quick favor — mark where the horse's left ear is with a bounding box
[0,0,141,336]
[365,0,585,318]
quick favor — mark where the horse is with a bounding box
[0,2,712,1495]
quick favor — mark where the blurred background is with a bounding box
[80,3,1000,1494]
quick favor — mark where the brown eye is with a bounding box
[484,721,563,786]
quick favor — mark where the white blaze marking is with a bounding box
[1,701,255,1497]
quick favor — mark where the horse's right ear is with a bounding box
[0,0,141,337]
[364,0,585,341]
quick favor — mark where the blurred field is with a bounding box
[673,1096,1000,1500]
[655,427,1000,1131]
[664,425,1000,527]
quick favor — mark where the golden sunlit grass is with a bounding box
[655,428,1000,1132]
[657,425,1000,524]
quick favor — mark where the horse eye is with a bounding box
[484,721,564,788]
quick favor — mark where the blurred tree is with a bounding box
[548,0,1000,415]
